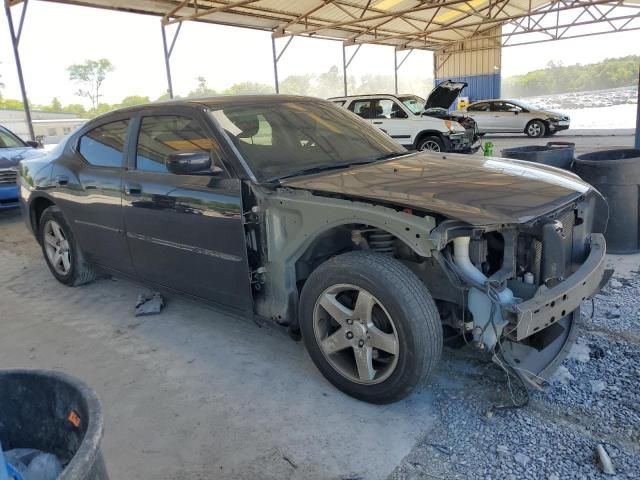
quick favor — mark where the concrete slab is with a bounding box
[0,209,437,480]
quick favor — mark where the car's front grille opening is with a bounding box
[0,169,18,185]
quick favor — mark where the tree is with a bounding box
[223,81,273,95]
[119,95,150,107]
[67,59,114,110]
[280,74,313,96]
[187,76,217,97]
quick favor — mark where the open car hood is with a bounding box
[424,80,468,110]
[282,152,591,226]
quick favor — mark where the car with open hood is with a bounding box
[453,99,571,137]
[329,80,479,153]
[19,95,608,404]
[0,124,43,209]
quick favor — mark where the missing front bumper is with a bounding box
[506,233,606,342]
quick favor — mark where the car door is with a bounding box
[121,108,253,311]
[465,102,492,132]
[488,101,521,132]
[52,115,135,274]
[370,98,413,146]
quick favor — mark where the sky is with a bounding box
[0,1,639,107]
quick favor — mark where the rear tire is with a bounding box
[526,120,546,138]
[299,251,442,404]
[416,135,445,152]
[39,206,97,286]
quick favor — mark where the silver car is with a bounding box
[457,99,570,137]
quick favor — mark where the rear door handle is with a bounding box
[55,175,68,186]
[373,121,383,124]
[124,183,142,195]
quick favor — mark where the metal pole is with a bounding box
[5,1,35,141]
[394,50,398,95]
[342,43,347,96]
[636,66,640,149]
[271,36,279,94]
[161,23,174,99]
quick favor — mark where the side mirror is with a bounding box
[26,140,42,149]
[165,151,215,175]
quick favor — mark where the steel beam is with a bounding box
[636,66,640,149]
[271,35,294,94]
[4,0,34,141]
[342,43,362,96]
[394,48,413,95]
[161,22,174,99]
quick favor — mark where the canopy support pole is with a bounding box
[636,66,639,149]
[342,43,362,96]
[161,20,182,99]
[394,48,413,95]
[5,0,35,141]
[271,35,293,94]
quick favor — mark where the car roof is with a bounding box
[329,94,417,100]
[88,94,330,123]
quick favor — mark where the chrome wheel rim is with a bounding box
[421,140,441,152]
[528,123,542,136]
[313,284,399,385]
[43,220,71,275]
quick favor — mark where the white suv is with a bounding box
[456,99,571,137]
[330,81,480,153]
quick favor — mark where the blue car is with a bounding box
[0,124,44,209]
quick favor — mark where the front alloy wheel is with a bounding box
[526,120,546,138]
[417,135,444,152]
[299,251,442,404]
[313,284,399,385]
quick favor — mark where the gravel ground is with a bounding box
[390,276,640,480]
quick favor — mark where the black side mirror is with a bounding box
[165,151,216,175]
[26,140,42,149]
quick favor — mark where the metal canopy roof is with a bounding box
[25,0,640,50]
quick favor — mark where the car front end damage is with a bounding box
[443,125,480,154]
[428,191,609,386]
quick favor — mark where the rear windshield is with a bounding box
[209,100,405,181]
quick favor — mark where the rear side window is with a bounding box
[136,115,216,173]
[468,102,489,112]
[348,100,372,119]
[332,100,346,106]
[78,120,129,168]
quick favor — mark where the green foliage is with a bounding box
[279,74,314,96]
[67,58,115,109]
[0,98,24,110]
[119,95,151,107]
[187,76,217,98]
[223,81,274,95]
[503,55,640,97]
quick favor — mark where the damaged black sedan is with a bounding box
[19,96,608,404]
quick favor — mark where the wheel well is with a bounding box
[414,130,443,149]
[294,224,420,291]
[30,197,55,237]
[525,118,548,131]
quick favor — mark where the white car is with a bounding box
[330,81,480,153]
[456,99,570,137]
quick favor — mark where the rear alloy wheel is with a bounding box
[417,136,445,152]
[299,251,442,404]
[39,206,97,286]
[526,120,546,138]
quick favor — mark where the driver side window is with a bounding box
[136,115,217,173]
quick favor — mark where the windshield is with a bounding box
[210,100,406,181]
[398,95,425,115]
[0,126,27,149]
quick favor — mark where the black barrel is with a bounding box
[0,370,108,480]
[501,141,575,170]
[574,149,640,254]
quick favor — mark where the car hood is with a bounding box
[0,146,45,168]
[282,152,591,226]
[424,80,468,110]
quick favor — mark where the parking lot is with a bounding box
[2,130,639,479]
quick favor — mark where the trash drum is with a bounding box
[0,370,108,480]
[574,149,640,254]
[501,142,575,170]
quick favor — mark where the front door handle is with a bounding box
[373,121,383,124]
[124,183,142,195]
[55,175,68,186]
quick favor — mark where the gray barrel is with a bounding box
[501,141,575,170]
[573,149,640,254]
[0,370,108,480]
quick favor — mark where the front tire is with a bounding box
[299,251,442,404]
[39,206,97,286]
[416,135,445,152]
[526,120,546,138]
